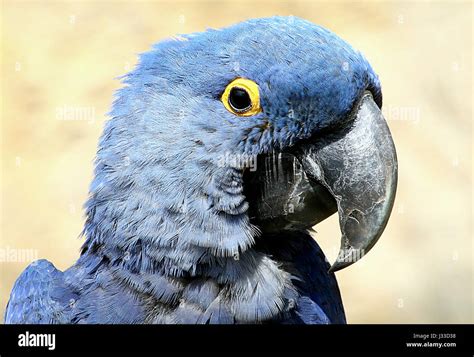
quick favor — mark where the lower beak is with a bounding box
[244,92,398,271]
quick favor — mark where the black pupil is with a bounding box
[229,87,251,111]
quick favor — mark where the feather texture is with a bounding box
[5,16,380,324]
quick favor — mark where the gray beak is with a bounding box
[244,92,398,272]
[299,92,398,271]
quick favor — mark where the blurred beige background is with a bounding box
[1,0,472,323]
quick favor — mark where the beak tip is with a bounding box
[328,260,353,273]
[328,244,364,273]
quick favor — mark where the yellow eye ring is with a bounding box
[221,78,261,117]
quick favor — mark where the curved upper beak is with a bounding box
[244,92,398,272]
[299,92,398,271]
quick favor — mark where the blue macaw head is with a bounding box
[83,16,397,272]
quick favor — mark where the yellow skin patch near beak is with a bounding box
[221,78,262,117]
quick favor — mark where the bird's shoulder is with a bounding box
[5,259,75,324]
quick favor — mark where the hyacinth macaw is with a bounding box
[5,16,397,324]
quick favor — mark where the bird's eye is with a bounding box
[221,78,261,116]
